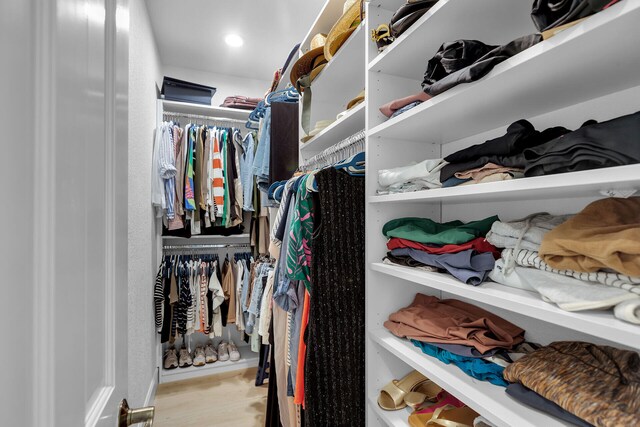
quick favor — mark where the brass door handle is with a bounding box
[119,399,155,427]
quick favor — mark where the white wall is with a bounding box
[128,0,162,408]
[163,64,270,105]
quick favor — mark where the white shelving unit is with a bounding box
[155,99,256,384]
[294,0,367,164]
[365,1,640,426]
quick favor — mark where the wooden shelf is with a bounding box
[161,99,251,120]
[368,0,535,79]
[300,102,365,153]
[369,164,640,204]
[369,329,569,427]
[159,347,259,384]
[368,1,640,144]
[371,262,640,350]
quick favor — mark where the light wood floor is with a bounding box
[154,367,268,427]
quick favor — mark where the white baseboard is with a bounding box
[144,367,159,407]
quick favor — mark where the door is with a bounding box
[1,0,131,426]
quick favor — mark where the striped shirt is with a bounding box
[211,128,225,218]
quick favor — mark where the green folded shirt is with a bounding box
[382,216,499,245]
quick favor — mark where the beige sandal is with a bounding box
[409,404,479,427]
[377,370,442,411]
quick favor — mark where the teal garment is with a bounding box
[411,339,508,387]
[382,215,499,245]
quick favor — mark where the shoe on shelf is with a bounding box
[217,341,230,362]
[204,342,217,363]
[163,347,178,370]
[228,340,241,362]
[193,346,206,367]
[178,347,193,368]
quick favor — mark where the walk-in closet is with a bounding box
[4,0,640,426]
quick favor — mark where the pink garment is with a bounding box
[454,162,523,182]
[379,91,431,117]
[415,391,465,414]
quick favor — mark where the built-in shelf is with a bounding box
[161,234,250,242]
[369,329,569,427]
[368,392,410,427]
[368,0,534,79]
[161,99,251,120]
[368,1,640,144]
[300,102,365,154]
[310,23,366,106]
[371,262,640,350]
[159,347,259,383]
[369,164,640,204]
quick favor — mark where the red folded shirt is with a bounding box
[387,237,501,259]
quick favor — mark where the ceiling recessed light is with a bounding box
[225,34,244,48]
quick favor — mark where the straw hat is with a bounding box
[346,89,365,110]
[324,0,363,61]
[289,33,328,89]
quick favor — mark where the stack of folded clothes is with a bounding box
[487,198,640,324]
[384,294,538,386]
[382,216,500,285]
[377,158,446,194]
[504,341,640,426]
[440,119,569,187]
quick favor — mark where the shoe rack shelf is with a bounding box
[364,1,640,426]
[159,347,259,384]
[370,329,567,427]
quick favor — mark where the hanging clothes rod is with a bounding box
[301,129,366,170]
[162,111,247,124]
[163,243,252,250]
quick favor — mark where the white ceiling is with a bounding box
[145,0,327,82]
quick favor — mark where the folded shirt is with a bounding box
[501,248,640,296]
[387,236,501,259]
[390,101,422,118]
[459,171,524,185]
[383,215,499,246]
[379,91,431,118]
[524,111,640,177]
[411,339,508,387]
[540,197,640,276]
[384,293,525,353]
[455,162,524,181]
[503,341,640,427]
[383,252,439,272]
[485,213,572,252]
[390,248,495,285]
[378,158,446,189]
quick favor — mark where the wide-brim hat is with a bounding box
[301,119,335,142]
[346,89,365,110]
[324,0,363,61]
[290,34,328,89]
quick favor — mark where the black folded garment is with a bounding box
[423,40,497,88]
[390,0,439,38]
[524,111,640,176]
[422,34,543,97]
[531,0,612,32]
[439,121,569,182]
